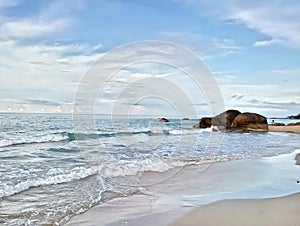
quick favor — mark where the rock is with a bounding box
[159,118,169,122]
[271,122,286,126]
[230,112,268,132]
[212,127,219,132]
[194,110,268,133]
[295,153,300,166]
[287,113,300,119]
[193,123,200,128]
[212,109,241,131]
[196,110,240,130]
[182,118,189,120]
[198,117,212,128]
[287,122,300,126]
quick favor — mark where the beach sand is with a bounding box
[269,125,300,133]
[66,148,300,226]
[170,192,300,226]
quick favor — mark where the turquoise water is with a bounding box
[0,113,300,225]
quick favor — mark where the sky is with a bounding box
[0,0,299,117]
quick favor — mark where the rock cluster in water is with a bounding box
[193,109,268,132]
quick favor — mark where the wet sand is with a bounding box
[170,192,300,226]
[269,125,300,133]
[66,192,300,226]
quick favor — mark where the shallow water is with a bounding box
[0,113,300,225]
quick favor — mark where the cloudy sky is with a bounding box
[0,0,299,117]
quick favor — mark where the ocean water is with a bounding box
[0,113,300,225]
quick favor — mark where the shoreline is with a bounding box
[268,125,300,133]
[66,192,300,226]
[65,149,300,225]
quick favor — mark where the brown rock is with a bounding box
[196,110,241,130]
[287,122,300,126]
[212,109,241,130]
[194,110,268,133]
[271,122,286,126]
[159,118,169,122]
[231,112,268,132]
[198,117,212,128]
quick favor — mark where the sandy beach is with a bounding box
[66,148,300,226]
[269,125,300,133]
[170,192,300,226]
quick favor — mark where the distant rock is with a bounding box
[287,122,300,126]
[159,118,169,122]
[287,113,300,119]
[271,122,286,126]
[182,118,189,120]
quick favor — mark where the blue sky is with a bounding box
[0,0,299,117]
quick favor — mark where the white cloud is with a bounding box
[161,32,242,58]
[184,0,300,48]
[1,0,298,116]
[214,72,300,117]
[0,40,104,112]
[0,0,88,113]
[0,0,81,40]
[253,39,285,47]
[233,2,300,47]
[0,18,71,39]
[266,69,300,76]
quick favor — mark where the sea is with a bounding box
[0,113,300,225]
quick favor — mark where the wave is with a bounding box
[0,133,69,148]
[261,149,300,165]
[168,127,213,135]
[64,128,211,141]
[0,159,192,198]
[0,167,98,198]
[0,128,212,148]
[62,130,153,141]
[0,159,193,198]
[0,155,236,199]
[96,157,220,179]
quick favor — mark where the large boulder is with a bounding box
[194,110,268,133]
[212,109,241,130]
[196,110,240,130]
[230,112,268,132]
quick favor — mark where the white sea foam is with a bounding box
[261,149,300,167]
[96,158,213,179]
[0,133,68,148]
[0,127,212,149]
[0,167,98,198]
[169,128,212,135]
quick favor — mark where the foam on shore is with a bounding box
[65,149,300,225]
